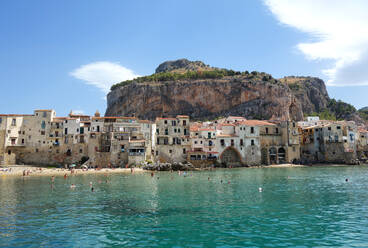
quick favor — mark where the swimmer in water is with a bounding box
[51,176,55,182]
[91,187,94,192]
[259,187,263,192]
[345,178,349,182]
[208,177,210,181]
[221,179,223,183]
[64,173,67,179]
[151,172,154,177]
[70,184,76,189]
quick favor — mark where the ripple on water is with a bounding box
[1,166,368,247]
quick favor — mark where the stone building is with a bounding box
[155,116,190,163]
[300,121,357,164]
[215,120,261,166]
[255,120,300,165]
[357,129,368,160]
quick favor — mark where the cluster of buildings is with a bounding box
[0,110,367,167]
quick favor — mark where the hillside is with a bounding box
[106,59,365,123]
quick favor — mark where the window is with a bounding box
[79,148,83,153]
[240,139,244,146]
[172,120,176,126]
[11,138,16,145]
[156,129,159,134]
[65,128,68,135]
[21,139,24,144]
[174,128,177,133]
[183,120,187,126]
[35,148,39,153]
[337,126,341,130]
[156,151,158,156]
[41,131,45,135]
[164,120,167,124]
[251,127,254,134]
[183,148,186,154]
[231,139,234,146]
[43,112,47,117]
[156,138,159,145]
[165,129,168,135]
[293,122,296,128]
[221,139,225,146]
[209,140,213,146]
[194,141,198,144]
[251,140,255,146]
[328,127,331,131]
[11,118,16,126]
[8,150,11,155]
[184,129,187,135]
[169,150,172,154]
[121,145,125,152]
[293,146,296,152]
[275,128,279,134]
[265,127,269,134]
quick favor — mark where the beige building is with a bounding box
[155,116,191,163]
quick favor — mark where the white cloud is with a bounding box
[264,0,368,86]
[70,61,139,93]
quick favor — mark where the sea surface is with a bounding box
[1,166,368,247]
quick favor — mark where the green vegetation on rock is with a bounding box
[110,69,276,90]
[358,107,368,121]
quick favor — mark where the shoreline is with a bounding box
[1,163,366,177]
[0,165,146,177]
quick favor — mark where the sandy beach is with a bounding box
[0,165,146,177]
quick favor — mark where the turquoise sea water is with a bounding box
[1,166,368,247]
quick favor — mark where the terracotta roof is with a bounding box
[199,128,215,131]
[52,119,64,123]
[190,126,200,132]
[54,117,67,119]
[34,109,53,112]
[238,120,276,126]
[177,115,189,118]
[221,123,236,127]
[138,120,152,124]
[92,116,136,120]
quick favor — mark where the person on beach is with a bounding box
[23,170,26,176]
[64,173,67,179]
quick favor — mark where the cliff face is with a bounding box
[106,59,348,122]
[106,76,304,121]
[280,76,329,114]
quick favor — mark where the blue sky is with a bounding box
[1,0,367,116]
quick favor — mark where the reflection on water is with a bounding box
[1,166,368,247]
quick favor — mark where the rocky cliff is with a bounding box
[105,59,362,123]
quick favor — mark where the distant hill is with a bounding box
[106,59,366,124]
